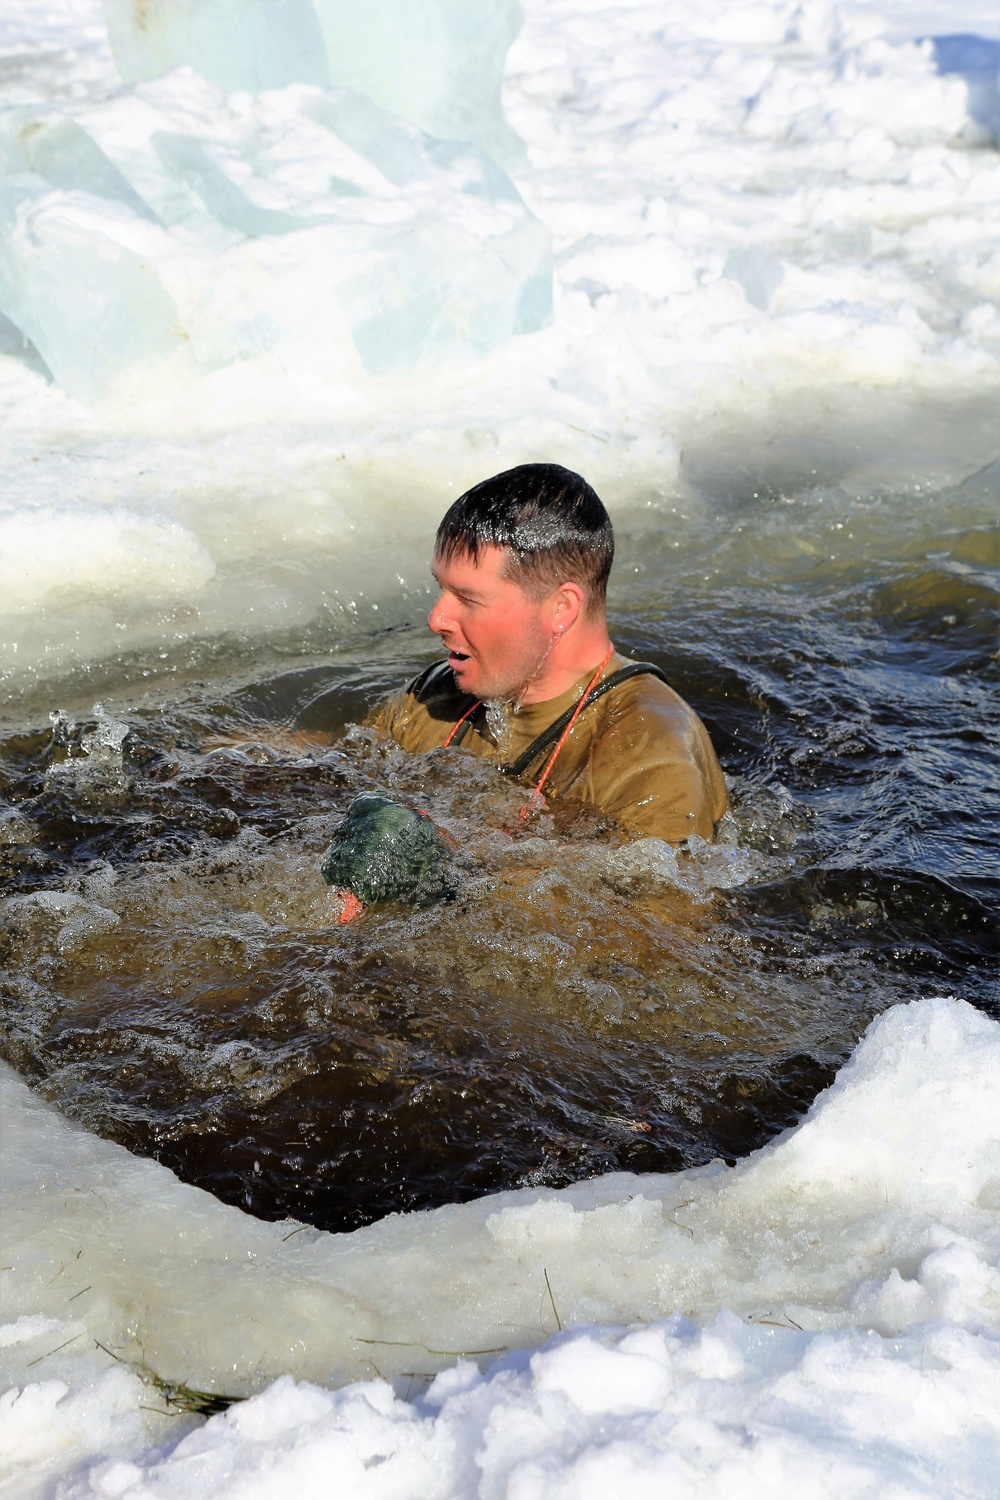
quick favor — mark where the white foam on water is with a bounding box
[1,996,998,1496]
[0,0,997,692]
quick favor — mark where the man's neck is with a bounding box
[516,624,614,706]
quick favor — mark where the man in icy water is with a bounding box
[373,463,728,844]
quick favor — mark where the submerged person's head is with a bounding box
[429,464,615,703]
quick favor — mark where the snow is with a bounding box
[47,1319,1000,1499]
[2,997,999,1496]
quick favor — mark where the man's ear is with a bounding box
[550,580,585,633]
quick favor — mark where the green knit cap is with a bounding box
[321,792,453,906]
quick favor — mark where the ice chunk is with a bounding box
[102,0,524,162]
[0,110,157,223]
[0,309,51,380]
[151,131,301,236]
[102,0,331,92]
[0,181,185,403]
[0,108,181,399]
[724,246,785,311]
[305,89,429,188]
[45,705,134,804]
[0,77,551,403]
[310,0,524,163]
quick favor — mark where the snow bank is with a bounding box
[58,1319,1000,1499]
[2,997,998,1496]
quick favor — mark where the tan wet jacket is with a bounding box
[372,652,728,844]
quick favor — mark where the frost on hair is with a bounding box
[435,463,614,611]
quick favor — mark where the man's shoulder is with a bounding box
[582,657,729,839]
[588,657,726,784]
[594,657,697,733]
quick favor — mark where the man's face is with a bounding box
[428,544,554,701]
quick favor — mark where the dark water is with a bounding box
[1,460,997,1233]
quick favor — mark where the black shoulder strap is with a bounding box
[407,659,457,698]
[500,662,671,778]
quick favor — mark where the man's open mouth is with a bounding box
[449,651,470,664]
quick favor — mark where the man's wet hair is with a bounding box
[435,463,614,613]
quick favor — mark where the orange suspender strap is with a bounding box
[531,646,615,798]
[442,697,482,748]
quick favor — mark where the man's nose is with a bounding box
[427,592,449,635]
